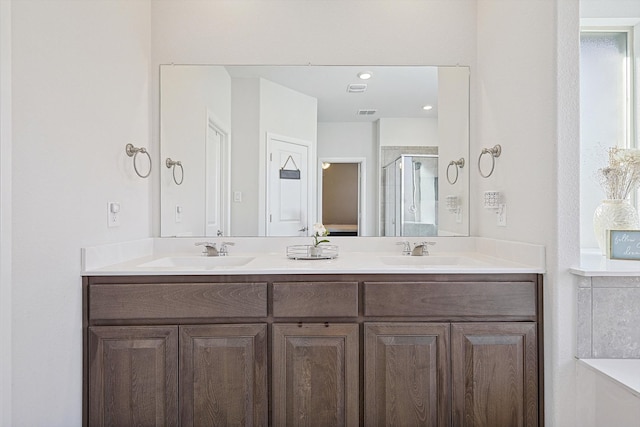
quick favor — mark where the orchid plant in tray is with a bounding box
[312,223,330,247]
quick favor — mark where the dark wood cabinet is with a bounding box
[364,322,450,427]
[84,273,543,427]
[272,323,359,426]
[451,323,538,427]
[88,326,179,427]
[180,324,268,426]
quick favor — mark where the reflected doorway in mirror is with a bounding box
[318,158,366,237]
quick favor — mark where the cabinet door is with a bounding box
[364,323,450,427]
[88,326,178,427]
[272,323,359,426]
[452,323,538,427]
[180,324,268,427]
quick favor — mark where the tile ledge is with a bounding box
[571,249,640,277]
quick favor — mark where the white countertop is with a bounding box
[570,249,640,277]
[81,237,545,276]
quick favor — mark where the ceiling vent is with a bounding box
[357,109,377,116]
[347,83,367,93]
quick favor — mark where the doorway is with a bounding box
[318,158,366,236]
[205,112,230,237]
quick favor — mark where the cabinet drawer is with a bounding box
[364,281,536,318]
[273,282,358,317]
[89,282,267,321]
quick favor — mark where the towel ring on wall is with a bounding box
[125,143,152,178]
[446,158,465,185]
[478,144,502,178]
[165,158,184,185]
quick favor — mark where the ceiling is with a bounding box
[225,65,439,123]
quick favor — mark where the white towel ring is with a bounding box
[125,143,152,178]
[165,158,184,185]
[478,144,502,178]
[446,158,465,185]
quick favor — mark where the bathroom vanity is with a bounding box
[82,246,543,427]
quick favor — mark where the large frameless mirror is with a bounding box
[160,65,469,237]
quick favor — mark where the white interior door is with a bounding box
[267,134,311,236]
[205,117,228,237]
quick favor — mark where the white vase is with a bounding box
[593,199,640,254]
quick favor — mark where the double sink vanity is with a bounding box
[82,237,545,426]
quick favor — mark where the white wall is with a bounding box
[378,118,438,147]
[0,1,12,425]
[230,78,261,235]
[160,65,231,237]
[476,2,580,426]
[317,122,377,235]
[438,67,470,236]
[10,1,152,425]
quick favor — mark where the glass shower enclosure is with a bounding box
[383,154,438,236]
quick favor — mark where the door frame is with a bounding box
[317,157,367,236]
[206,109,230,236]
[261,132,314,236]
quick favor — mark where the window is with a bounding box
[580,28,636,249]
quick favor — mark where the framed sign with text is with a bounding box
[607,230,640,260]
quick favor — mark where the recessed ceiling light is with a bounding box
[422,105,433,111]
[358,71,372,80]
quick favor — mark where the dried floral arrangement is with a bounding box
[596,147,640,200]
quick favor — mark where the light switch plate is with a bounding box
[497,204,507,227]
[175,205,183,223]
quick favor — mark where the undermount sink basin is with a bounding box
[138,256,255,269]
[378,255,486,267]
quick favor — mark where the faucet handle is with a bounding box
[195,241,216,248]
[396,241,411,255]
[195,242,217,256]
[219,242,235,256]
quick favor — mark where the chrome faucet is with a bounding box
[411,241,436,256]
[397,241,411,256]
[195,242,219,257]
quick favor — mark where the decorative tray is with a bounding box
[286,244,339,260]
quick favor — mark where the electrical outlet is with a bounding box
[497,204,507,227]
[175,205,183,223]
[107,202,121,227]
